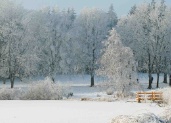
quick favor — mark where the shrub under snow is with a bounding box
[106,87,114,95]
[159,108,171,123]
[160,87,171,105]
[0,88,22,100]
[113,91,135,99]
[111,107,171,123]
[98,82,135,99]
[111,113,165,123]
[21,77,67,100]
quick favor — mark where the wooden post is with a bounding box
[152,92,154,101]
[137,92,141,103]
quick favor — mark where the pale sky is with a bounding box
[17,0,171,16]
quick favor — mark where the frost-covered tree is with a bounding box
[74,8,109,87]
[129,5,137,15]
[0,0,39,88]
[98,29,137,94]
[57,8,76,74]
[27,7,76,81]
[117,0,171,89]
[107,4,118,29]
[151,0,169,86]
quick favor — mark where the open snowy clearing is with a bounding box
[0,73,169,99]
[0,73,170,123]
[0,100,166,123]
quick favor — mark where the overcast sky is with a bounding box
[18,0,171,17]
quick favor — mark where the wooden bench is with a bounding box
[136,92,163,103]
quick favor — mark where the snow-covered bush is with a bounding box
[111,115,137,123]
[111,108,171,123]
[0,88,22,100]
[21,77,67,100]
[114,91,135,99]
[160,107,171,123]
[160,108,171,123]
[111,113,165,123]
[106,88,114,95]
[158,87,171,105]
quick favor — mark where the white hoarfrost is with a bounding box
[21,77,67,100]
[0,88,21,100]
[111,106,171,123]
[159,87,171,105]
[117,1,171,88]
[0,77,68,100]
[98,29,137,95]
[160,107,171,123]
[111,113,165,123]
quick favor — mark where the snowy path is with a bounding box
[0,101,164,123]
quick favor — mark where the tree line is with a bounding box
[0,0,170,89]
[117,0,171,88]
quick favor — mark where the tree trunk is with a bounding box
[51,77,55,83]
[148,53,152,89]
[169,74,171,86]
[163,56,167,83]
[90,42,95,87]
[156,73,159,88]
[3,78,6,84]
[10,74,15,88]
[10,78,14,88]
[90,74,94,87]
[163,73,167,83]
[148,73,152,89]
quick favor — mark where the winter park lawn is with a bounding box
[0,100,166,123]
[0,73,170,123]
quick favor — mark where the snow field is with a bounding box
[0,74,170,123]
[0,101,166,123]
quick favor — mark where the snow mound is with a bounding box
[111,115,138,123]
[111,113,165,123]
[160,108,171,123]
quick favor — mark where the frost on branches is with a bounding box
[117,1,171,88]
[98,29,137,94]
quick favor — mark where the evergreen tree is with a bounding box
[107,4,118,29]
[129,5,137,15]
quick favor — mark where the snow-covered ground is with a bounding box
[0,73,170,123]
[0,100,166,123]
[0,73,170,99]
